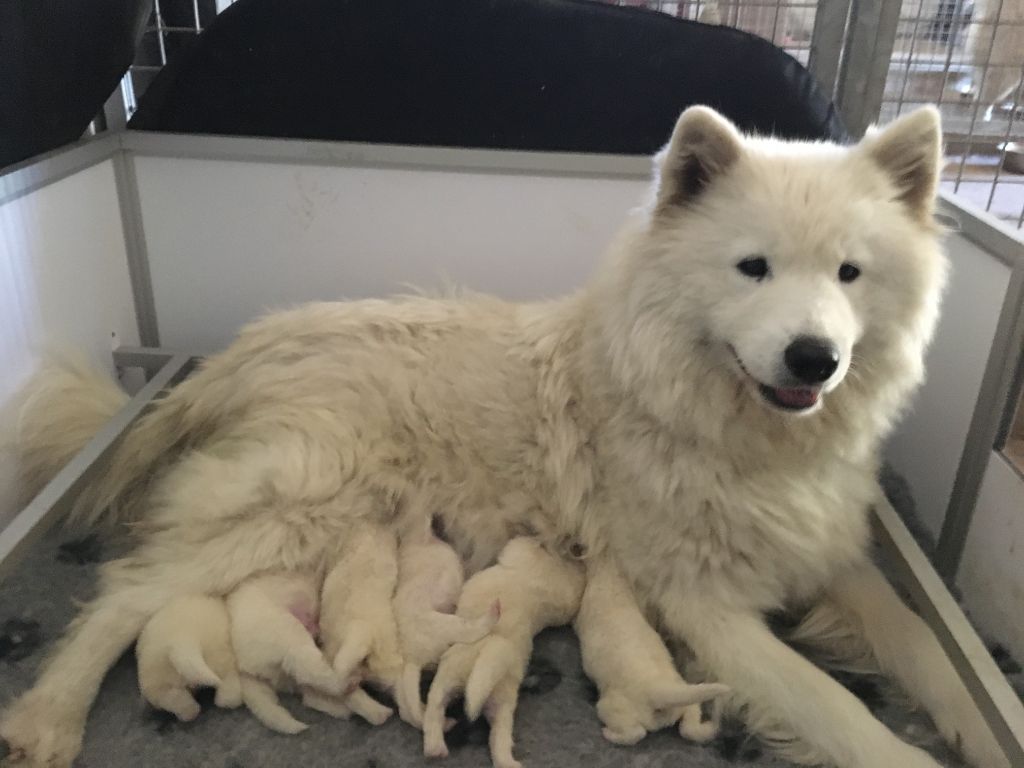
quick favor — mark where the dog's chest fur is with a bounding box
[591,416,875,614]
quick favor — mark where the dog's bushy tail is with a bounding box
[15,357,199,530]
[16,358,129,506]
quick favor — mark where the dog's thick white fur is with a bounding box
[318,521,408,722]
[3,105,1008,768]
[574,555,728,745]
[394,517,500,728]
[422,537,585,768]
[135,595,242,721]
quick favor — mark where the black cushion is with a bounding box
[0,0,149,169]
[129,0,848,152]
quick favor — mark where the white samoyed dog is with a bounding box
[3,105,1007,768]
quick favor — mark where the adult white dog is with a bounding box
[3,105,1006,768]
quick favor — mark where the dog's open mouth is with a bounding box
[757,384,821,412]
[729,346,822,413]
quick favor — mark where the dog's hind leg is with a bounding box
[399,662,425,727]
[279,628,344,697]
[662,596,944,768]
[146,685,203,722]
[241,676,308,734]
[678,701,721,744]
[0,559,205,767]
[484,677,522,768]
[595,691,647,746]
[343,687,393,726]
[824,560,1010,768]
[423,646,475,758]
[328,621,373,685]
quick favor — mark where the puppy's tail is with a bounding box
[241,676,308,735]
[464,635,517,721]
[455,600,501,645]
[168,641,222,689]
[15,357,128,506]
[647,681,730,711]
[426,600,501,647]
[330,622,374,684]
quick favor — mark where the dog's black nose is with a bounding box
[784,337,839,384]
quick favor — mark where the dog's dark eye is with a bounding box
[736,256,770,281]
[838,262,861,283]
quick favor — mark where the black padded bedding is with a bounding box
[128,0,849,151]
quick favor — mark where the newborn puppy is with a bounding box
[395,517,500,727]
[136,595,242,721]
[574,556,728,745]
[227,572,388,734]
[423,537,585,768]
[320,521,408,721]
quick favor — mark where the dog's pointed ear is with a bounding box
[655,106,743,213]
[861,106,942,223]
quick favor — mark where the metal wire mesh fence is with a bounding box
[601,0,818,65]
[880,0,1024,227]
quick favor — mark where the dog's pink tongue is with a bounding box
[773,387,819,408]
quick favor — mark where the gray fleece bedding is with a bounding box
[1,474,1017,768]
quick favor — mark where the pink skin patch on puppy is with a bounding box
[288,604,320,639]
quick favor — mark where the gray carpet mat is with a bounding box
[0,523,987,768]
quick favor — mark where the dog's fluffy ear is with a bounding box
[654,106,743,213]
[861,106,942,223]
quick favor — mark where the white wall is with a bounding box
[957,454,1024,659]
[0,160,140,529]
[884,233,1012,538]
[135,156,648,350]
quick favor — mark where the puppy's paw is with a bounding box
[600,725,646,746]
[423,738,449,759]
[212,675,242,712]
[0,691,83,768]
[678,703,719,744]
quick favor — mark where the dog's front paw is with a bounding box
[0,691,83,768]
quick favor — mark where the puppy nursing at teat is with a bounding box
[226,571,390,734]
[423,537,585,768]
[394,516,500,727]
[319,521,411,723]
[574,556,729,745]
[135,595,242,722]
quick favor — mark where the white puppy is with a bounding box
[574,556,729,745]
[423,537,585,768]
[226,572,388,734]
[320,521,407,721]
[135,595,242,722]
[395,517,500,727]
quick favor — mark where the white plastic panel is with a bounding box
[885,232,1012,538]
[0,160,139,529]
[957,454,1024,660]
[134,156,648,351]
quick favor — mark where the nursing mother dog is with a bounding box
[2,106,1006,768]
